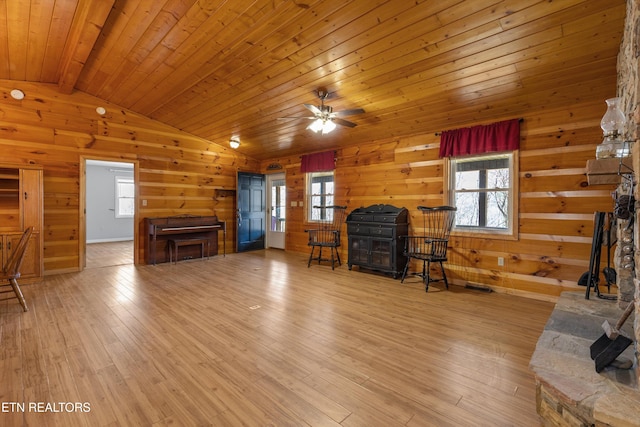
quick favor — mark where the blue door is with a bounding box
[237,172,266,252]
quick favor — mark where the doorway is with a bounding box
[237,172,266,252]
[83,159,136,268]
[267,173,286,249]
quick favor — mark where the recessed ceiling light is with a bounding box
[96,107,106,115]
[10,89,24,100]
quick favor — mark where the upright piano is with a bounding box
[145,215,226,264]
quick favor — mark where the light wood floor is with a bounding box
[1,249,553,426]
[86,241,133,269]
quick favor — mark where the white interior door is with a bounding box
[266,173,286,249]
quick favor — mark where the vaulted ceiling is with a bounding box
[0,0,626,160]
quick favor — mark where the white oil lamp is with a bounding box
[596,97,629,158]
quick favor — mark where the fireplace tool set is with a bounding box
[580,211,617,300]
[590,301,635,372]
[581,189,636,371]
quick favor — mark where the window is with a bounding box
[271,178,286,232]
[448,152,517,237]
[306,171,334,221]
[115,176,135,218]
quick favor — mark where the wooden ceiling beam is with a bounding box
[57,0,116,94]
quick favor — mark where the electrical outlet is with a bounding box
[142,199,148,206]
[498,257,504,266]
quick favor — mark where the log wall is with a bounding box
[0,79,617,300]
[0,80,258,273]
[260,102,615,300]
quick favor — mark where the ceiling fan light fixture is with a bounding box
[307,119,324,133]
[322,119,336,134]
[229,138,240,149]
[308,118,336,134]
[283,89,363,134]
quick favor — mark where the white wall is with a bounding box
[86,161,134,243]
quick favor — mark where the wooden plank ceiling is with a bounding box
[0,0,626,160]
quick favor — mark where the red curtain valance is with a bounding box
[300,150,335,172]
[438,118,521,158]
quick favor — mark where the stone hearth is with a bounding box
[530,292,638,427]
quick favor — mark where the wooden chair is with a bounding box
[401,206,456,292]
[305,206,347,270]
[0,227,33,311]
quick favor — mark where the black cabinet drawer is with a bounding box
[347,223,369,235]
[369,226,393,238]
[373,215,399,223]
[349,214,374,222]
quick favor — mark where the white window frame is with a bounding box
[115,176,135,219]
[446,151,518,240]
[306,171,335,223]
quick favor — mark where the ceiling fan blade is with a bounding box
[333,118,358,128]
[334,108,365,117]
[303,104,322,115]
[277,116,316,120]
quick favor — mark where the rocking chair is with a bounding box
[401,206,456,292]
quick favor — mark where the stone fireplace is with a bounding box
[530,292,638,427]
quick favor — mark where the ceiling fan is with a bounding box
[280,89,365,134]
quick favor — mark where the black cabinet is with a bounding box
[346,204,408,278]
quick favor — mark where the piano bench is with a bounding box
[168,238,210,263]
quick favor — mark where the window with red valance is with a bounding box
[301,150,336,223]
[441,119,521,240]
[300,150,335,172]
[438,118,521,158]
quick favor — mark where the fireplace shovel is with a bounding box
[589,301,635,373]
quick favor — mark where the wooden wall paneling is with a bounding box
[100,121,228,151]
[518,217,595,237]
[520,128,602,151]
[520,195,613,214]
[0,80,256,273]
[520,173,589,193]
[260,99,616,299]
[0,75,618,299]
[449,247,588,281]
[504,238,591,263]
[394,147,441,165]
[520,146,597,170]
[0,122,57,144]
[139,183,213,198]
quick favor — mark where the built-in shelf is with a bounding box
[585,158,633,185]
